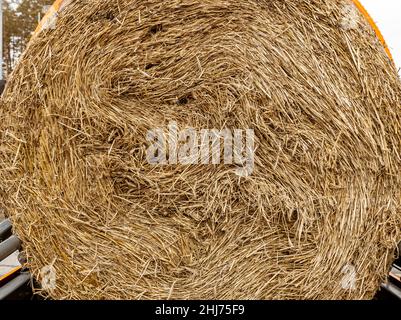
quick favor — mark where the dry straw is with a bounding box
[1,0,401,299]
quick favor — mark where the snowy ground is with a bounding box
[0,215,21,280]
[0,251,20,279]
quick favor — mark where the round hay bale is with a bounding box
[1,0,401,300]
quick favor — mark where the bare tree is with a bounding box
[2,0,53,77]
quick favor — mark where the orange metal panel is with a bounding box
[0,266,21,282]
[33,0,65,37]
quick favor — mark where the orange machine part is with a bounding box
[33,0,65,37]
[0,266,22,283]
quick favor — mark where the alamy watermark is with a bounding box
[40,265,57,293]
[340,3,360,30]
[341,263,357,290]
[146,122,255,177]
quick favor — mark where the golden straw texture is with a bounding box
[1,0,401,299]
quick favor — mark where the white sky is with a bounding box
[359,0,401,71]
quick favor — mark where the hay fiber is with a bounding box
[1,0,401,300]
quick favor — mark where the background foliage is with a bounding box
[2,0,53,77]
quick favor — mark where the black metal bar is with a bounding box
[380,282,401,300]
[0,219,12,242]
[0,272,31,300]
[0,235,21,261]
